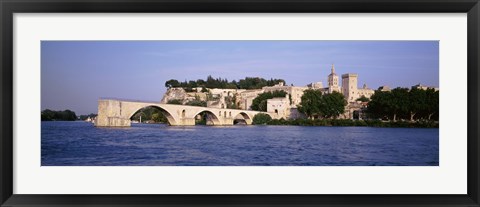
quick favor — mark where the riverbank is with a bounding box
[263,118,439,128]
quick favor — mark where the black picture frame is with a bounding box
[1,0,479,206]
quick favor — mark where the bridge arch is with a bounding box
[128,105,178,126]
[193,110,222,125]
[233,112,253,125]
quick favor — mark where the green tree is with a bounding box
[164,76,287,90]
[367,88,411,121]
[60,110,77,121]
[408,87,427,121]
[188,80,197,88]
[41,109,77,121]
[206,75,218,88]
[367,90,393,120]
[185,100,207,107]
[251,90,287,111]
[151,112,167,123]
[165,79,180,88]
[425,88,439,120]
[167,99,183,105]
[297,89,323,119]
[131,106,168,123]
[390,88,410,121]
[297,90,346,119]
[252,113,272,125]
[321,92,347,119]
[41,109,55,121]
[356,95,370,102]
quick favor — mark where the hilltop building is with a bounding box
[413,83,439,91]
[307,82,323,89]
[378,85,391,92]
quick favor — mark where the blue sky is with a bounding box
[41,41,439,115]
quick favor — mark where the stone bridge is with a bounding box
[94,99,279,127]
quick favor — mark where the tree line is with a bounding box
[41,109,77,121]
[367,87,439,121]
[165,75,286,91]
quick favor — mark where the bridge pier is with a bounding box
[95,116,131,127]
[95,100,132,127]
[178,118,196,126]
[223,118,234,126]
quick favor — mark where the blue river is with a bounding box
[41,121,439,166]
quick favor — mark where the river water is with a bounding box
[41,121,439,166]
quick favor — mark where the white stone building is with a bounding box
[307,81,323,89]
[238,89,264,110]
[262,82,307,107]
[357,84,375,99]
[413,83,439,91]
[267,96,290,118]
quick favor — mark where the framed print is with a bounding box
[1,0,479,206]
